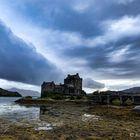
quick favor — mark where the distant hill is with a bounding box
[8,88,40,97]
[0,88,22,97]
[122,87,140,94]
[92,88,140,96]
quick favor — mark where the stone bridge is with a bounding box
[89,95,140,105]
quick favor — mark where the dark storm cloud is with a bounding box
[0,21,61,85]
[83,78,105,89]
[12,0,102,37]
[8,0,140,37]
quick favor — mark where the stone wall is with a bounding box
[41,73,83,97]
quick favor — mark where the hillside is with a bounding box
[122,87,140,94]
[8,88,40,97]
[0,88,22,97]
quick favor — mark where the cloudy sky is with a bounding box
[0,0,140,92]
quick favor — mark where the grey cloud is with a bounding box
[83,78,105,89]
[14,0,140,37]
[1,0,140,86]
[3,0,140,38]
[0,21,62,85]
[62,34,140,80]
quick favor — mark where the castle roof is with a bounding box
[66,73,81,79]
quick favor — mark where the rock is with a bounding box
[132,106,140,112]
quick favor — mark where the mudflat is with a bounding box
[0,101,140,140]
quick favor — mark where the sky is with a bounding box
[0,0,140,92]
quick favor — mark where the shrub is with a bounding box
[112,99,121,106]
[41,91,49,98]
[24,96,32,99]
[93,90,100,95]
[52,94,64,100]
[124,98,133,106]
[76,95,84,100]
[70,96,75,100]
[81,90,87,96]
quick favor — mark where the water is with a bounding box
[0,98,97,131]
[0,97,40,122]
[0,97,53,130]
[132,106,140,112]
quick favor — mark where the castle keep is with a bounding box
[41,73,82,97]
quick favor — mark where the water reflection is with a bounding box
[0,98,57,130]
[132,106,140,112]
[40,106,49,115]
[0,98,56,123]
[0,98,95,131]
[39,106,64,128]
[0,97,40,122]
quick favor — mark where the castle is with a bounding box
[41,73,82,97]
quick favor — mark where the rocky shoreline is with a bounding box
[0,100,140,140]
[15,98,89,106]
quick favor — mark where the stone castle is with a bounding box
[41,73,82,97]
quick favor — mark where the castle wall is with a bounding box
[55,85,65,93]
[64,73,82,95]
[41,82,55,97]
[41,73,83,97]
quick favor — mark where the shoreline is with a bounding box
[0,103,140,140]
[15,98,90,106]
[15,98,136,107]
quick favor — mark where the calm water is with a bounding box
[0,97,103,131]
[0,97,40,122]
[0,97,54,130]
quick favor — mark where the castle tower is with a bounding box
[64,73,82,95]
[41,81,55,97]
[41,73,83,98]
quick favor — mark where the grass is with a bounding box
[112,99,121,106]
[0,103,140,140]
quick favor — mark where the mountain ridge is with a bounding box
[8,88,40,97]
[122,87,140,93]
[0,88,22,97]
